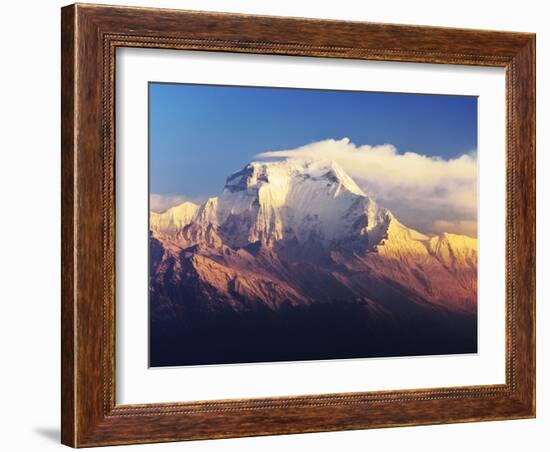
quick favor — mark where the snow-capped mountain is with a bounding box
[152,159,392,248]
[150,201,198,234]
[149,158,478,366]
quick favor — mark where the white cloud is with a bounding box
[150,194,194,213]
[256,138,477,237]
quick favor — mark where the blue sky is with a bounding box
[149,82,477,201]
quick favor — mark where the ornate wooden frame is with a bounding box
[61,3,535,447]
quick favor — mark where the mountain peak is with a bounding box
[317,159,366,197]
[150,200,199,233]
[153,158,389,246]
[151,158,477,258]
[224,158,366,197]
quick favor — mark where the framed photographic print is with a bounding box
[61,3,536,447]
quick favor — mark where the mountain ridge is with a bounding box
[149,158,478,366]
[151,158,476,255]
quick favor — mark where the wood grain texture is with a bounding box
[60,3,536,447]
[60,5,76,447]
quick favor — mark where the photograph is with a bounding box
[1,0,541,449]
[148,83,479,367]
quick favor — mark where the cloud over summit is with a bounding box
[256,138,477,237]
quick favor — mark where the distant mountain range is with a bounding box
[149,159,477,366]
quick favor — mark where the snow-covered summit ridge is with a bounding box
[150,158,476,257]
[152,158,385,246]
[224,158,366,198]
[150,201,198,234]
